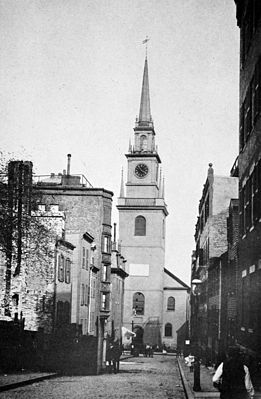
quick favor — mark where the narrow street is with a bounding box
[0,355,186,399]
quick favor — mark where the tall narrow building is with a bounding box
[117,57,168,346]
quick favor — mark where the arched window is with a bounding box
[140,135,148,151]
[58,255,64,282]
[167,296,175,311]
[165,323,172,337]
[135,216,146,236]
[133,292,145,315]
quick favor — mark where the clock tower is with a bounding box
[117,56,168,346]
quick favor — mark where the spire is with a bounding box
[138,57,153,127]
[120,168,125,198]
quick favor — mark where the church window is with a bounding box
[167,296,175,311]
[165,323,172,337]
[135,216,146,236]
[140,135,148,151]
[133,292,145,315]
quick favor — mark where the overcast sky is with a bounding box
[0,0,239,284]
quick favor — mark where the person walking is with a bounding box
[212,346,254,399]
[111,339,122,374]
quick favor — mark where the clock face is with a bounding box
[135,163,149,178]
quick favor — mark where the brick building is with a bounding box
[0,161,76,333]
[191,163,238,364]
[105,223,128,343]
[233,0,261,361]
[33,155,113,372]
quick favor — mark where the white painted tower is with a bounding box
[117,56,168,346]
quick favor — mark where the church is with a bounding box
[117,56,190,350]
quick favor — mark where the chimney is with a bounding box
[67,154,71,175]
[113,223,116,243]
[208,163,214,184]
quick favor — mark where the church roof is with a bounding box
[164,268,190,290]
[138,57,153,127]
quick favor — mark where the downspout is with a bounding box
[53,244,58,333]
[218,259,222,341]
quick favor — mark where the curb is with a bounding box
[177,358,194,399]
[177,359,219,399]
[0,373,58,392]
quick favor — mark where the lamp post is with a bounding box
[191,278,202,392]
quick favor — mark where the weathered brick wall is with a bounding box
[35,186,113,345]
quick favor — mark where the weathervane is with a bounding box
[142,36,150,57]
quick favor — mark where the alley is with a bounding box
[0,355,186,399]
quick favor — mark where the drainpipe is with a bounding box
[218,259,222,341]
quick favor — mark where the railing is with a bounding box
[33,174,93,188]
[124,198,156,206]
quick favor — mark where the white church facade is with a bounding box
[117,56,189,350]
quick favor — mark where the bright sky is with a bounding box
[0,0,239,284]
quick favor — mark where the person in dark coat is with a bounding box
[111,339,122,374]
[212,346,254,399]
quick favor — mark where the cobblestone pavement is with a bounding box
[0,355,186,399]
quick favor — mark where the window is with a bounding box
[240,57,261,150]
[85,285,88,306]
[58,255,64,282]
[241,159,261,236]
[82,247,86,268]
[12,294,19,307]
[167,296,175,311]
[81,284,85,306]
[86,249,89,269]
[102,264,109,281]
[101,293,109,311]
[135,216,146,236]
[103,236,110,253]
[165,323,172,337]
[140,135,148,151]
[133,292,145,315]
[65,259,71,284]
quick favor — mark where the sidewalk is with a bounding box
[0,371,58,392]
[177,357,261,399]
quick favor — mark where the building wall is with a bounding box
[234,0,261,358]
[162,285,189,349]
[119,206,166,335]
[0,208,74,333]
[192,165,238,364]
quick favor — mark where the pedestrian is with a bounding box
[106,341,114,373]
[111,339,122,374]
[212,346,254,399]
[185,354,195,372]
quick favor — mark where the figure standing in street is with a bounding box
[111,339,122,374]
[212,346,254,399]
